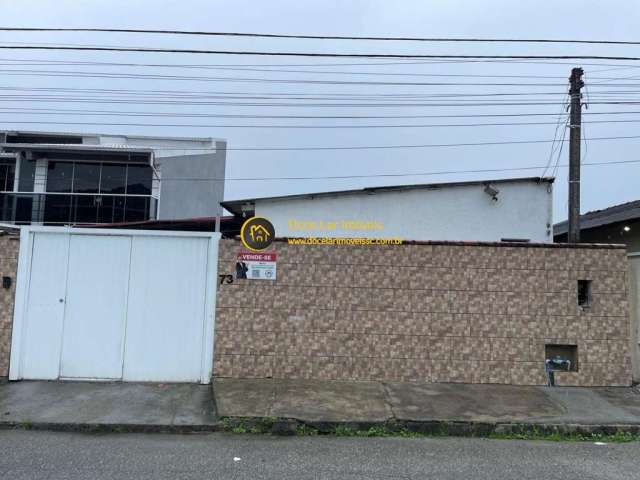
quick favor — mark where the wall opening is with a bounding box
[545,344,578,372]
[577,279,592,308]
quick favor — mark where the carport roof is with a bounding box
[554,199,640,235]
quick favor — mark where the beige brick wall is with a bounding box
[214,239,632,386]
[0,232,19,378]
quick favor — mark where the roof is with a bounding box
[0,129,225,144]
[0,143,155,153]
[221,176,554,216]
[78,216,243,236]
[555,199,640,235]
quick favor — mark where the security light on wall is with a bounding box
[483,184,499,202]
[623,225,631,232]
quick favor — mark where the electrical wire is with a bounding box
[1,133,638,151]
[3,43,640,61]
[145,159,640,182]
[542,94,569,177]
[5,118,640,129]
[1,27,639,46]
[1,106,639,119]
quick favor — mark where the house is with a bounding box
[554,200,640,251]
[0,130,226,225]
[555,200,640,381]
[222,177,554,243]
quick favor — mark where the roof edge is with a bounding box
[221,176,555,216]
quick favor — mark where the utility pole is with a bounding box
[568,67,584,243]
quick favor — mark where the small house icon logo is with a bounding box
[241,217,275,251]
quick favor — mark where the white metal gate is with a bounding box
[9,226,219,384]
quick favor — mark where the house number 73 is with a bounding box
[218,274,234,285]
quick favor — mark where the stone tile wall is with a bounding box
[214,239,631,386]
[0,232,19,377]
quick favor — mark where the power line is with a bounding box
[1,27,639,46]
[0,85,580,99]
[2,93,640,107]
[3,44,640,61]
[153,159,640,182]
[3,56,640,70]
[1,57,635,81]
[542,95,570,177]
[5,118,640,129]
[1,133,636,151]
[1,106,639,119]
[0,68,576,86]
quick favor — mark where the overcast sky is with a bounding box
[0,0,639,222]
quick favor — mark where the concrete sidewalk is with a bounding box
[0,381,218,432]
[2,379,640,435]
[214,378,640,430]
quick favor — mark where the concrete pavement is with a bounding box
[214,378,640,428]
[1,429,637,480]
[0,381,217,432]
[2,379,640,434]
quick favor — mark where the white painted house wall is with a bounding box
[255,180,553,242]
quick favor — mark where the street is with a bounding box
[0,430,637,479]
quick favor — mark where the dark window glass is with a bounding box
[0,193,12,221]
[43,194,72,225]
[0,165,7,191]
[18,159,36,191]
[124,196,149,222]
[73,163,100,193]
[97,195,125,224]
[126,164,152,195]
[577,280,592,307]
[6,164,15,191]
[46,162,73,193]
[14,196,33,223]
[100,164,127,194]
[71,195,98,224]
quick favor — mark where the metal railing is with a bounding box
[0,192,156,225]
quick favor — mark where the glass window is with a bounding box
[73,163,100,193]
[0,164,13,191]
[43,194,72,225]
[71,195,98,224]
[0,193,12,221]
[124,196,149,222]
[100,164,127,194]
[18,158,36,191]
[96,195,125,224]
[14,196,33,224]
[46,161,73,193]
[126,164,152,195]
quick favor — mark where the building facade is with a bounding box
[223,177,554,243]
[555,200,640,381]
[214,238,632,386]
[0,130,226,225]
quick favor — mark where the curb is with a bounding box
[0,421,222,434]
[2,418,640,437]
[221,416,640,437]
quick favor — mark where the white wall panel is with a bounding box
[256,181,553,242]
[18,232,69,379]
[59,235,131,379]
[10,227,219,383]
[123,236,210,382]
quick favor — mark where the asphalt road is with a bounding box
[0,430,638,479]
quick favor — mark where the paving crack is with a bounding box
[380,382,397,422]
